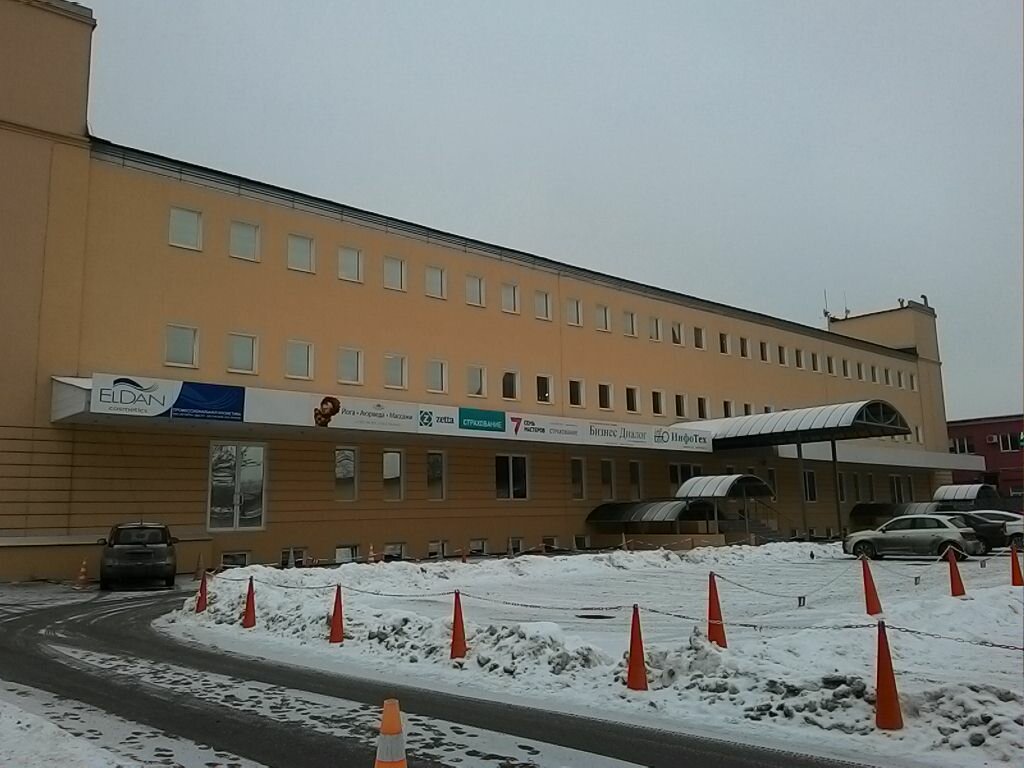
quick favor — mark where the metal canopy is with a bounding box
[932,484,998,502]
[586,499,711,524]
[673,400,910,450]
[675,474,775,500]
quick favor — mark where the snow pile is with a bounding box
[0,696,140,767]
[162,544,1024,767]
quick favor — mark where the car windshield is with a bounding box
[112,527,168,545]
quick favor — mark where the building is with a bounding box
[0,0,983,580]
[947,414,1023,497]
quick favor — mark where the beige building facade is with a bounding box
[0,0,983,580]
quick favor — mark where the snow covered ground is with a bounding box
[159,543,1024,768]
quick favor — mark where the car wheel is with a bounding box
[1011,533,1023,550]
[977,539,990,556]
[852,541,876,560]
[164,575,176,588]
[939,541,966,561]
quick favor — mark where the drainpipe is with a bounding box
[831,439,842,536]
[797,439,808,539]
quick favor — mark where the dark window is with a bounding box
[495,455,527,499]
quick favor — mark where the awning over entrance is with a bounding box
[675,473,775,500]
[674,400,910,450]
[932,484,999,502]
[586,499,711,524]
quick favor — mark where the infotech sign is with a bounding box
[654,427,712,450]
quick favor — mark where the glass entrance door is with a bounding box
[209,443,265,530]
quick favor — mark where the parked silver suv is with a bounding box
[842,514,983,560]
[99,522,178,589]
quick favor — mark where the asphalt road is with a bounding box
[0,587,872,768]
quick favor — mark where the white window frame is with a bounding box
[337,347,363,385]
[495,454,529,500]
[334,446,358,501]
[338,246,363,283]
[794,349,804,369]
[811,352,820,372]
[165,324,199,368]
[382,449,405,501]
[722,399,734,418]
[910,373,918,391]
[674,393,687,419]
[842,359,851,379]
[466,275,486,307]
[424,265,446,299]
[625,385,640,414]
[649,316,663,342]
[623,311,637,337]
[739,337,750,359]
[569,457,586,500]
[168,207,202,251]
[719,332,730,355]
[383,353,408,390]
[426,359,448,394]
[565,298,583,327]
[568,378,585,408]
[501,370,520,401]
[651,389,665,416]
[228,220,259,262]
[693,327,706,350]
[383,256,407,292]
[595,304,611,332]
[535,373,554,404]
[501,282,520,314]
[671,321,684,346]
[598,382,614,411]
[285,339,314,379]
[827,355,836,375]
[856,362,864,380]
[599,458,616,500]
[884,368,892,386]
[777,345,788,366]
[534,290,551,320]
[207,441,267,532]
[426,450,446,501]
[803,470,818,503]
[759,340,770,363]
[227,332,258,374]
[742,402,753,416]
[897,370,905,389]
[467,365,487,398]
[697,396,709,419]
[287,233,315,273]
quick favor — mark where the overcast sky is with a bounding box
[85,0,1022,420]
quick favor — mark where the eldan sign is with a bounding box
[91,374,244,421]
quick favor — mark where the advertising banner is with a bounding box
[90,374,244,421]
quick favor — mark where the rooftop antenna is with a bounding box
[843,291,850,319]
[823,289,831,326]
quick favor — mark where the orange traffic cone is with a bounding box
[374,698,407,767]
[861,558,883,616]
[1011,543,1023,587]
[626,604,648,691]
[945,548,966,597]
[74,559,88,590]
[707,572,728,648]
[241,576,256,628]
[195,571,208,613]
[450,590,467,659]
[329,585,344,644]
[874,620,903,730]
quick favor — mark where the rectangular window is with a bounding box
[649,316,662,342]
[827,355,835,375]
[811,352,820,372]
[568,378,584,407]
[508,537,523,556]
[794,349,804,369]
[541,536,558,552]
[739,337,750,358]
[208,442,265,530]
[169,207,202,250]
[837,472,846,503]
[501,283,520,313]
[383,543,406,561]
[335,545,359,563]
[383,256,406,291]
[534,290,551,320]
[914,425,922,443]
[466,275,485,306]
[598,383,613,410]
[227,333,257,373]
[759,341,769,362]
[383,450,403,501]
[897,371,905,388]
[883,368,892,386]
[426,540,446,560]
[495,455,528,500]
[573,535,590,550]
[777,345,788,366]
[948,436,974,454]
[426,359,447,393]
[286,340,313,379]
[628,461,642,500]
[165,324,198,367]
[467,365,486,397]
[338,347,363,384]
[221,552,249,568]
[743,402,753,416]
[722,400,733,418]
[501,371,519,400]
[852,473,861,502]
[651,390,664,416]
[671,321,683,345]
[803,470,817,503]
[999,433,1022,452]
[870,365,878,383]
[570,457,585,500]
[856,362,864,380]
[840,359,850,378]
[425,265,446,298]
[536,374,553,404]
[766,467,777,500]
[625,386,639,413]
[904,475,914,502]
[889,474,904,504]
[384,354,407,389]
[595,304,611,331]
[565,299,582,326]
[910,373,917,391]
[719,333,730,354]
[867,473,875,502]
[623,311,637,337]
[697,396,708,419]
[338,247,363,282]
[334,448,357,500]
[693,327,706,349]
[600,459,615,500]
[427,451,445,500]
[668,463,684,495]
[287,234,314,272]
[469,538,488,556]
[674,393,687,418]
[229,221,259,261]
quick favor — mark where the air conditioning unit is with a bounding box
[985,434,999,444]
